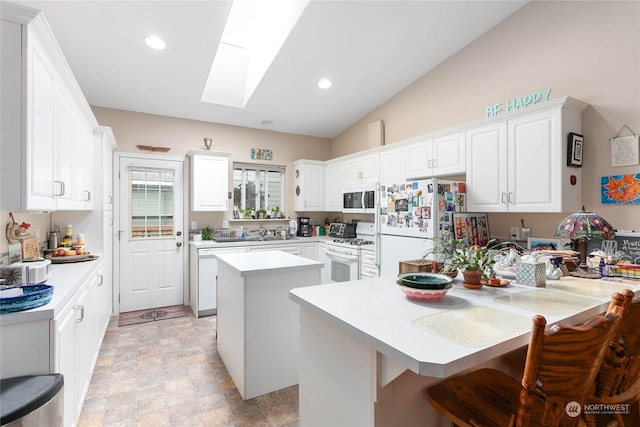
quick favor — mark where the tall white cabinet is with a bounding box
[1,4,98,211]
[466,97,587,213]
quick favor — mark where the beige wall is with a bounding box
[92,107,332,230]
[333,1,640,239]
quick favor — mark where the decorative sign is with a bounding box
[611,134,639,167]
[615,232,640,264]
[250,148,272,160]
[485,88,552,118]
[601,173,640,204]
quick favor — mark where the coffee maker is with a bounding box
[297,217,311,237]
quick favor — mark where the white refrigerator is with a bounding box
[378,179,466,276]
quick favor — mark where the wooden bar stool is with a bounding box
[586,289,640,427]
[426,293,625,427]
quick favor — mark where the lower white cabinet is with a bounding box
[300,242,319,261]
[53,260,109,427]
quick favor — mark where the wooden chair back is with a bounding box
[517,293,624,426]
[595,288,640,398]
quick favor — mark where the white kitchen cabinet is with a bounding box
[466,122,508,211]
[405,131,465,179]
[379,145,405,184]
[52,260,107,426]
[465,97,586,213]
[345,152,379,186]
[1,5,98,211]
[300,242,319,261]
[324,160,345,212]
[293,160,324,212]
[188,149,231,211]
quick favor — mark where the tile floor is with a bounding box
[78,311,299,427]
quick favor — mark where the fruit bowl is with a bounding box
[397,282,452,301]
[397,272,453,289]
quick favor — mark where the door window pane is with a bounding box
[130,168,175,239]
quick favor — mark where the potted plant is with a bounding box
[201,227,213,241]
[424,235,507,288]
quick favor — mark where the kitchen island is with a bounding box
[290,275,640,426]
[215,250,323,399]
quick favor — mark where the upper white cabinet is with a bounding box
[345,152,379,186]
[405,131,465,179]
[324,159,345,212]
[294,160,324,211]
[379,145,405,184]
[188,150,231,211]
[1,4,98,211]
[466,98,587,213]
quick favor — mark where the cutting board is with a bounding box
[21,236,40,260]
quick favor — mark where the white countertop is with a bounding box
[0,255,104,325]
[289,275,640,378]
[215,250,323,277]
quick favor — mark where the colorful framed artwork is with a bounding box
[452,212,490,247]
[601,174,640,204]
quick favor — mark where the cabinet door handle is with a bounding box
[85,190,91,201]
[508,192,514,204]
[76,305,85,323]
[501,193,507,204]
[427,159,432,169]
[54,181,64,196]
[432,158,437,169]
[97,274,104,287]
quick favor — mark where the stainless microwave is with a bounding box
[343,186,376,214]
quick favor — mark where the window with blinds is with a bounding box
[130,168,175,238]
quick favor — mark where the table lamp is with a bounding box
[555,206,614,271]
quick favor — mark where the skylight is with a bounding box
[201,0,310,109]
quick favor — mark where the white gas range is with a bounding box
[324,222,378,283]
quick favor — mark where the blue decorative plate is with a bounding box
[0,284,54,314]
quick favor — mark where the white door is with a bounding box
[118,156,184,312]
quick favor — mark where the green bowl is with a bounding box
[397,272,453,290]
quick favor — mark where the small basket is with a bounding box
[0,284,54,314]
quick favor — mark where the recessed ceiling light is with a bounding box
[262,120,274,126]
[318,78,332,89]
[144,35,166,50]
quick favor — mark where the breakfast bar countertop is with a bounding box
[290,275,640,378]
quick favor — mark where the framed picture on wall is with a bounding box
[452,212,490,247]
[567,132,584,167]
